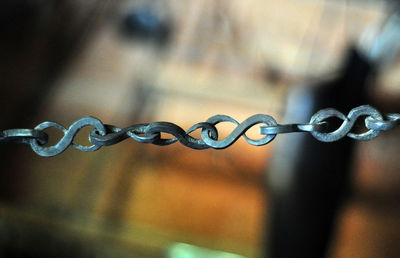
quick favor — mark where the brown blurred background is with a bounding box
[0,0,400,257]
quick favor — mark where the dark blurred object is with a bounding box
[0,0,113,128]
[0,221,93,258]
[264,66,283,85]
[0,1,116,256]
[266,46,373,258]
[120,7,172,46]
[266,8,400,257]
[0,0,114,198]
[0,1,44,48]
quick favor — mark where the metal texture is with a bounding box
[366,113,400,131]
[0,129,48,145]
[309,105,384,142]
[0,105,398,157]
[30,117,106,157]
[260,122,327,135]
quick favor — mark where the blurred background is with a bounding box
[0,0,400,257]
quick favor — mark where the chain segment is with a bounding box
[0,105,398,157]
[309,105,384,142]
[29,117,106,157]
[0,129,48,145]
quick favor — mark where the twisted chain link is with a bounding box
[0,105,399,157]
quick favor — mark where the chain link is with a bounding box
[308,105,384,142]
[0,129,48,145]
[0,105,398,157]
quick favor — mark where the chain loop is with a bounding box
[260,122,327,135]
[0,129,48,145]
[309,105,383,142]
[366,113,400,131]
[89,124,158,146]
[90,121,218,150]
[30,117,106,157]
[201,114,277,149]
[144,122,218,149]
[0,105,398,156]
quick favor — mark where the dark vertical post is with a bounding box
[265,47,374,258]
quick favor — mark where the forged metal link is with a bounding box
[365,113,400,131]
[309,105,384,142]
[259,123,327,135]
[30,117,106,157]
[0,105,399,157]
[201,114,277,149]
[0,129,48,145]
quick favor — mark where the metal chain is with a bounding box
[0,105,399,157]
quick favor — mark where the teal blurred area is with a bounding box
[167,242,245,258]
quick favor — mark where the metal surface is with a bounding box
[260,122,327,135]
[366,113,400,131]
[309,105,384,142]
[0,105,398,157]
[0,129,48,145]
[30,117,106,157]
[201,114,277,149]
